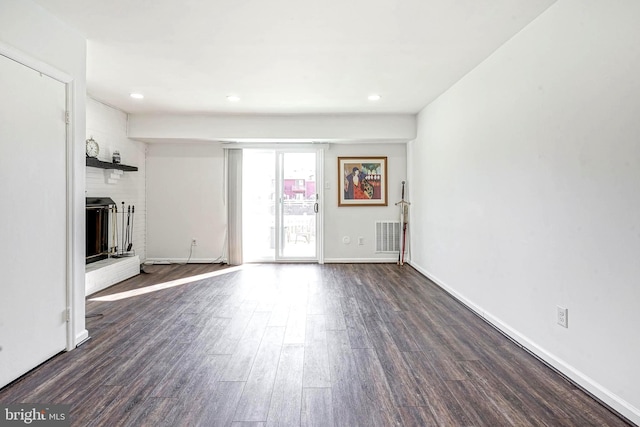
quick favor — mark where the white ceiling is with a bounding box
[33,0,555,115]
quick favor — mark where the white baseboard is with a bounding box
[74,329,89,348]
[324,257,399,263]
[145,257,226,265]
[407,261,640,426]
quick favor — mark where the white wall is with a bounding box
[137,112,413,264]
[0,0,87,346]
[324,143,407,262]
[409,0,640,422]
[86,98,147,260]
[146,143,227,263]
[144,141,406,263]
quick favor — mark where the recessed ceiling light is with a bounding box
[227,95,240,102]
[130,93,144,99]
[368,94,381,101]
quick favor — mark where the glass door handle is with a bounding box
[314,202,319,213]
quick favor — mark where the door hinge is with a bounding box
[65,308,71,322]
[65,111,70,124]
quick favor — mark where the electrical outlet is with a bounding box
[557,306,568,328]
[191,238,197,246]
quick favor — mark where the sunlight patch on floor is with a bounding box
[89,264,251,302]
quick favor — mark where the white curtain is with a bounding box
[226,149,243,265]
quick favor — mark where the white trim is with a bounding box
[1,43,77,352]
[324,257,399,263]
[65,79,75,351]
[407,260,640,426]
[145,258,227,265]
[75,330,89,346]
[222,142,331,150]
[275,152,284,259]
[0,42,73,84]
[316,148,325,264]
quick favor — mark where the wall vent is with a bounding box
[375,221,400,253]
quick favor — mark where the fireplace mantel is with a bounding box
[86,157,138,171]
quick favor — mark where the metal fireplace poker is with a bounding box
[114,201,136,258]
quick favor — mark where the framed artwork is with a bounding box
[338,156,388,206]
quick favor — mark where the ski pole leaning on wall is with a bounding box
[395,180,410,266]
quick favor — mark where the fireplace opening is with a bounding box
[86,197,115,264]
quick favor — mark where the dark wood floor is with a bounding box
[0,263,631,426]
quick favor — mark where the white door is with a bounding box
[242,149,322,262]
[0,54,68,388]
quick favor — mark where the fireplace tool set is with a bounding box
[112,201,136,257]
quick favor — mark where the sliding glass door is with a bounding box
[280,152,317,259]
[242,149,321,262]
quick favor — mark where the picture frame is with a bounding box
[338,156,388,206]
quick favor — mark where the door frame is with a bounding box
[0,43,75,351]
[273,148,324,263]
[239,145,325,264]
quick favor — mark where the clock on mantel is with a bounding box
[86,137,99,158]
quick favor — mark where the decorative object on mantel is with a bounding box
[86,137,99,158]
[112,150,121,164]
